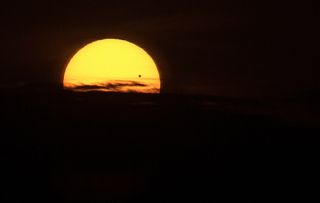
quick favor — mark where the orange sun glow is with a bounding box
[63,39,161,93]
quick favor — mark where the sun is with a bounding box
[63,39,161,93]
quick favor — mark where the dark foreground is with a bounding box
[1,87,319,202]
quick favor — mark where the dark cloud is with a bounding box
[70,81,148,92]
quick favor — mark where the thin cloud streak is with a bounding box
[66,80,159,93]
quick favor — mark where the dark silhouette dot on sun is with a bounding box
[139,75,142,78]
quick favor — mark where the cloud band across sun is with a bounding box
[66,80,160,93]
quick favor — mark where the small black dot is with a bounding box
[139,75,142,78]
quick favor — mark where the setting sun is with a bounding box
[63,39,160,93]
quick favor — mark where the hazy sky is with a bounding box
[0,0,317,97]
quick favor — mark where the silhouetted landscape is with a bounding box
[1,85,319,202]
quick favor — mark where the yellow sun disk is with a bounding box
[63,39,160,93]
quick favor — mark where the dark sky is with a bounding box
[0,0,317,97]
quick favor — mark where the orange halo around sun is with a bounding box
[63,39,161,93]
